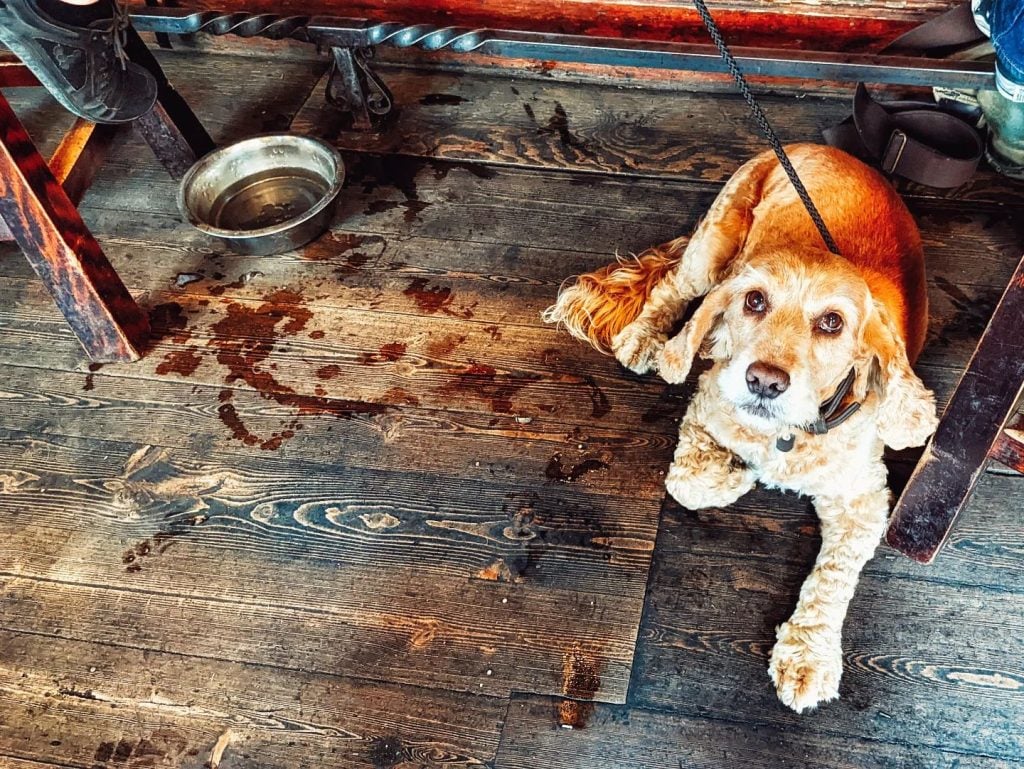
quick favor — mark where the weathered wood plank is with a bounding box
[0,758,76,769]
[1,562,639,704]
[0,362,677,505]
[628,488,1024,761]
[494,696,1024,769]
[292,68,1024,206]
[0,298,674,438]
[63,164,1024,298]
[0,427,661,596]
[0,420,654,701]
[0,630,506,769]
[4,191,1017,325]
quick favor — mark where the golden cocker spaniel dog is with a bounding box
[545,143,939,713]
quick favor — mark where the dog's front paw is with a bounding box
[611,322,665,374]
[665,451,753,510]
[768,622,842,714]
[655,337,694,384]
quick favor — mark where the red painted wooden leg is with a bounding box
[989,415,1024,473]
[0,93,149,362]
[49,118,121,206]
[0,56,38,88]
[0,119,119,244]
[887,252,1024,563]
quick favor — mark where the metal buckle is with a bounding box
[882,130,909,173]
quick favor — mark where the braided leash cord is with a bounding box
[692,0,841,255]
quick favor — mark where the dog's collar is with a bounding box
[776,368,861,452]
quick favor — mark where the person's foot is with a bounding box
[0,0,158,124]
[973,0,1024,102]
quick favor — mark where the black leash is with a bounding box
[692,0,868,451]
[691,0,841,256]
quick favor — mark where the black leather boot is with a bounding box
[0,0,158,124]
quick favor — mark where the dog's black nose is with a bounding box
[746,362,790,399]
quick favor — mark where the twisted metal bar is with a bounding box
[358,23,490,53]
[129,9,996,91]
[131,11,312,42]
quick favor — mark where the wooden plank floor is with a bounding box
[1,45,1022,768]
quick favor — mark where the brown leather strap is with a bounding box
[824,84,984,188]
[824,1,986,189]
[884,2,984,54]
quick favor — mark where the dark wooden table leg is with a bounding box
[887,253,1024,563]
[0,93,149,362]
[125,25,216,179]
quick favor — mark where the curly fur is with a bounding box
[542,243,684,354]
[545,144,939,714]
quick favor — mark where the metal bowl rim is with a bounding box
[177,133,345,240]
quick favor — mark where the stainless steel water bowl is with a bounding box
[178,134,345,256]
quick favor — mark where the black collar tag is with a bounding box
[775,368,860,453]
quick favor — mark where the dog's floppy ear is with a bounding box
[656,279,735,384]
[855,301,938,450]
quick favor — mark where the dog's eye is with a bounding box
[817,312,844,334]
[744,291,767,314]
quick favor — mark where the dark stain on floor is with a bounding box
[351,154,495,225]
[367,735,406,769]
[155,347,203,378]
[443,362,541,414]
[383,386,421,406]
[208,289,386,450]
[557,644,603,729]
[545,453,610,482]
[335,251,371,278]
[426,333,467,359]
[420,93,466,105]
[359,342,407,364]
[147,302,190,345]
[82,362,103,392]
[367,198,430,223]
[525,101,596,158]
[316,364,342,380]
[121,532,179,574]
[582,375,611,418]
[209,271,264,296]
[931,275,1000,348]
[403,277,476,318]
[91,730,189,767]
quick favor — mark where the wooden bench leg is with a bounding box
[0,92,149,362]
[125,25,216,179]
[886,252,1024,563]
[990,415,1024,472]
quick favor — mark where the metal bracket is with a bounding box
[325,46,394,132]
